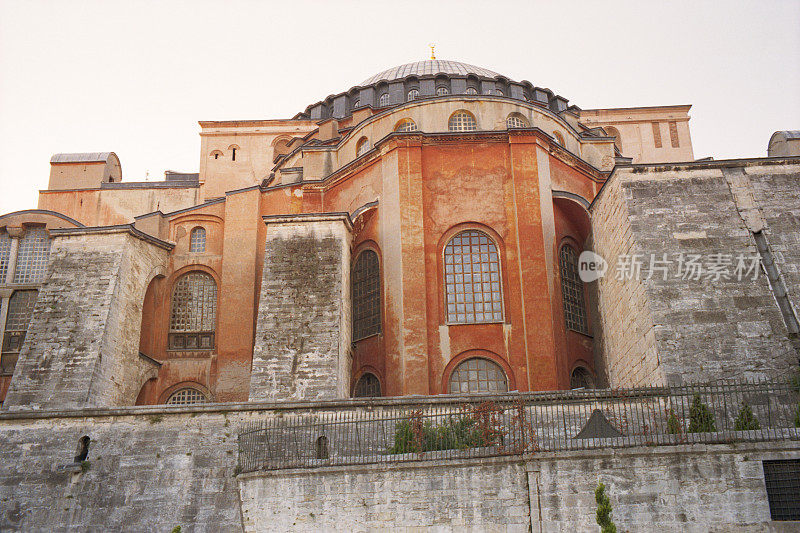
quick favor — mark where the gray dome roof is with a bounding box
[359,60,503,86]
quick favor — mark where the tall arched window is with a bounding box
[189,227,206,253]
[444,230,502,324]
[407,89,419,101]
[394,119,417,132]
[1,289,37,374]
[352,250,380,340]
[449,357,508,394]
[378,93,390,107]
[356,137,370,157]
[506,113,529,129]
[0,232,11,282]
[13,228,50,284]
[559,245,587,334]
[353,373,381,397]
[169,272,217,350]
[448,111,477,132]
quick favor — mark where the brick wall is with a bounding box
[250,216,352,401]
[3,230,167,410]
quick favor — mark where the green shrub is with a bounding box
[595,482,617,533]
[733,404,760,431]
[666,409,682,435]
[688,394,716,433]
[388,407,502,454]
[794,404,800,428]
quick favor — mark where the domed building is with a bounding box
[0,59,794,410]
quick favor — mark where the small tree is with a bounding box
[794,404,800,428]
[688,394,716,433]
[666,409,682,435]
[733,404,760,431]
[595,482,617,533]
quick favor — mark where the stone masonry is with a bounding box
[591,160,800,387]
[3,228,169,410]
[250,214,352,401]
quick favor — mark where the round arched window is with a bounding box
[166,387,208,405]
[394,119,417,132]
[465,87,478,95]
[356,137,370,157]
[552,131,565,146]
[407,89,419,102]
[378,93,391,107]
[506,114,529,129]
[449,357,508,394]
[570,367,595,389]
[353,373,381,397]
[436,86,449,96]
[448,111,477,132]
[444,230,502,323]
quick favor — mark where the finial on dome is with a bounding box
[429,43,436,60]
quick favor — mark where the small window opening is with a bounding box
[316,435,329,459]
[74,436,90,463]
[231,148,236,161]
[214,153,219,159]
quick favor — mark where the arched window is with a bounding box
[559,245,587,334]
[465,87,478,95]
[605,126,623,152]
[228,144,240,161]
[353,373,381,397]
[449,357,508,394]
[496,89,504,96]
[506,113,529,129]
[570,367,595,389]
[169,272,217,350]
[444,230,502,323]
[353,99,361,108]
[448,111,477,132]
[394,119,417,132]
[189,227,206,253]
[0,231,11,282]
[356,137,370,157]
[407,89,419,102]
[1,289,37,374]
[378,93,390,107]
[13,228,50,284]
[552,131,565,146]
[436,86,449,96]
[210,150,223,160]
[352,250,380,340]
[166,387,208,405]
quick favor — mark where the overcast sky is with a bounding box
[0,0,798,214]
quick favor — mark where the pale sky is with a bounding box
[0,0,798,214]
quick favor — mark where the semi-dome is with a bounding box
[359,60,503,86]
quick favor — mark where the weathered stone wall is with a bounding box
[3,230,168,410]
[250,216,352,401]
[591,161,800,387]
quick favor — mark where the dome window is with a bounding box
[506,113,529,129]
[407,89,419,102]
[496,89,504,96]
[394,119,417,133]
[448,110,477,132]
[356,137,371,157]
[353,99,361,108]
[465,87,478,95]
[552,131,565,146]
[436,86,449,96]
[378,93,390,107]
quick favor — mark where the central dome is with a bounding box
[359,60,503,86]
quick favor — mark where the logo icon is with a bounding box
[579,251,607,282]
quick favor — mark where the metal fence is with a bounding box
[238,379,800,473]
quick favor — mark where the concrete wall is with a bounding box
[250,215,352,401]
[3,229,169,410]
[591,161,800,387]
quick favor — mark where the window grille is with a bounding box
[13,228,49,284]
[448,111,477,132]
[0,232,10,282]
[444,230,502,324]
[570,367,595,389]
[166,388,208,405]
[559,245,587,334]
[378,93,390,107]
[763,459,800,520]
[356,137,370,157]
[169,272,217,350]
[352,250,380,340]
[189,227,206,253]
[353,373,381,397]
[669,121,680,147]
[407,89,419,101]
[1,290,37,374]
[436,86,449,96]
[506,114,529,129]
[652,122,662,148]
[448,357,508,394]
[394,119,417,132]
[465,87,478,95]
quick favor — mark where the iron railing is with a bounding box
[238,379,800,473]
